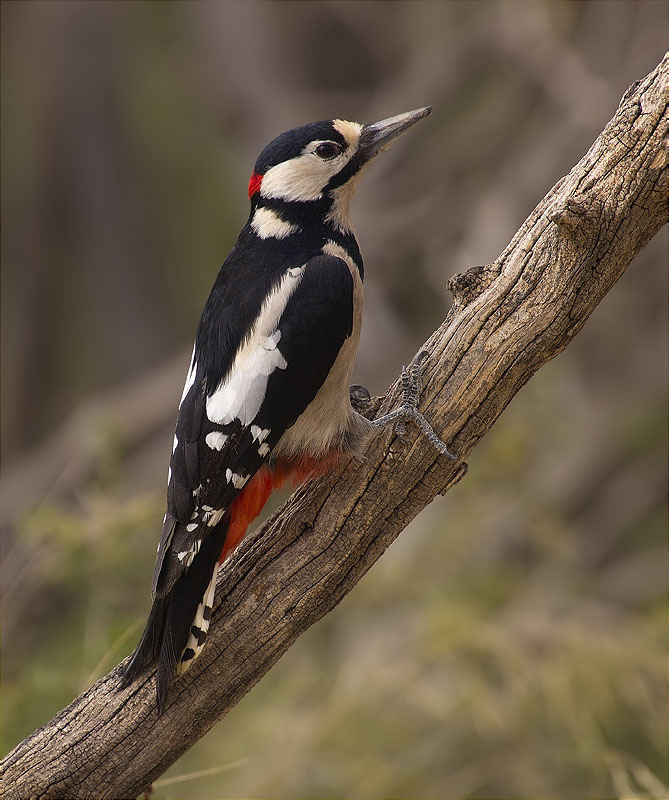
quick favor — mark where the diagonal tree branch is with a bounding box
[2,53,667,800]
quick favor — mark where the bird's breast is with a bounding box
[272,240,365,460]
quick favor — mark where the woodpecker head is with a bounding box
[247,107,432,236]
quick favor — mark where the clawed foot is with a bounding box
[371,351,456,460]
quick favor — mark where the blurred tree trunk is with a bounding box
[1,53,667,800]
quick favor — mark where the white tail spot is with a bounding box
[177,562,219,674]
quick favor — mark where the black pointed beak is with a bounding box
[358,106,432,163]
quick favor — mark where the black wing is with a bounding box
[154,253,355,595]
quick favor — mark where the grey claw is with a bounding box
[371,350,457,460]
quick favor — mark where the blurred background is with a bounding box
[2,2,667,798]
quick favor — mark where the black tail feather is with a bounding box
[120,522,228,712]
[120,597,168,688]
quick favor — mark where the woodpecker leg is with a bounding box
[371,351,456,459]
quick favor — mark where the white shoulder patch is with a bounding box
[206,266,306,426]
[206,331,286,426]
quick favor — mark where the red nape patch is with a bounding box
[248,172,263,199]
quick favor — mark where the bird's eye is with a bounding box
[315,142,341,160]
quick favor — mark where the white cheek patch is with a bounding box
[252,207,300,239]
[260,143,353,203]
[260,153,327,201]
[207,266,305,426]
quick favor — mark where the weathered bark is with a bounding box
[2,53,667,800]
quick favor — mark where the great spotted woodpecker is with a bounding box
[121,107,453,710]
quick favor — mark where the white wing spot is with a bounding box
[177,537,203,568]
[205,509,225,527]
[250,425,270,442]
[225,469,250,489]
[258,443,270,457]
[186,522,198,532]
[205,431,229,451]
[172,434,179,453]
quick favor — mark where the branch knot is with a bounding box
[548,195,601,234]
[448,263,501,305]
